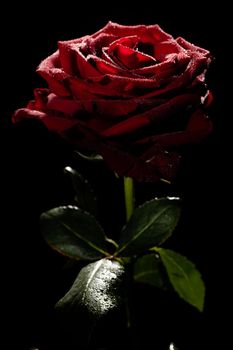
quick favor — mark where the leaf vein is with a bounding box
[118,205,170,254]
[81,259,103,304]
[60,221,108,256]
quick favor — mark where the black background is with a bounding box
[1,2,229,349]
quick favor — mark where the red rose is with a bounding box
[13,22,212,182]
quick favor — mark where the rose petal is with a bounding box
[88,55,126,75]
[101,91,202,137]
[98,142,179,182]
[93,21,148,39]
[144,109,213,148]
[62,122,101,152]
[91,74,161,93]
[176,37,210,57]
[13,108,78,132]
[132,52,189,79]
[95,22,172,43]
[57,35,89,46]
[46,93,82,116]
[85,33,117,54]
[152,39,186,62]
[87,98,139,117]
[98,142,161,182]
[202,90,214,108]
[141,51,209,99]
[109,44,156,69]
[74,46,102,78]
[37,51,70,96]
[27,88,50,111]
[147,25,173,41]
[108,36,139,49]
[140,144,181,180]
[68,76,131,98]
[58,41,78,75]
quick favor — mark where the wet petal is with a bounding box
[176,37,210,57]
[37,51,70,96]
[153,39,186,61]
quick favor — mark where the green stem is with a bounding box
[123,178,135,333]
[124,177,135,221]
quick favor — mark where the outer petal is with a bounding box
[58,41,79,75]
[46,93,83,116]
[136,108,213,148]
[176,37,211,57]
[92,21,148,38]
[94,22,173,43]
[97,142,180,182]
[101,91,203,137]
[37,51,70,96]
[27,88,50,111]
[13,108,78,132]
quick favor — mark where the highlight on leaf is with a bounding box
[56,258,125,319]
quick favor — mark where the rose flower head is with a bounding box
[13,22,213,182]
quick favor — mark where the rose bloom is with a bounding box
[13,22,212,182]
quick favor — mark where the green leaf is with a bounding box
[134,254,170,290]
[116,197,181,257]
[157,248,205,312]
[56,258,125,319]
[64,166,98,216]
[40,206,109,260]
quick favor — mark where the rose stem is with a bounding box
[123,177,135,331]
[124,176,135,222]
